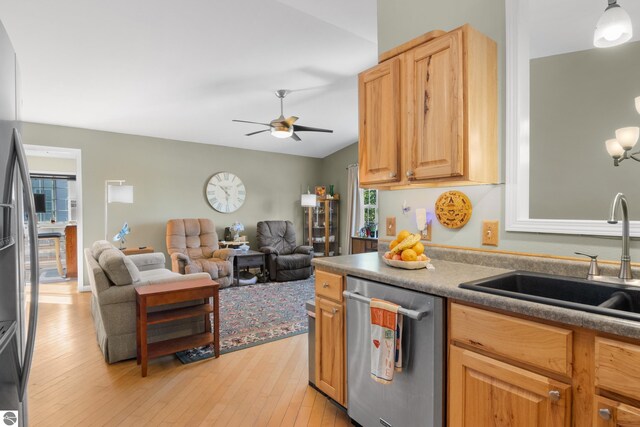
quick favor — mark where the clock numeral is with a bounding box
[224,172,229,180]
[215,175,222,182]
[238,190,246,196]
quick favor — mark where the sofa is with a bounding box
[256,220,314,282]
[166,218,235,288]
[85,240,211,363]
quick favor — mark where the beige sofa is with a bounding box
[85,240,211,363]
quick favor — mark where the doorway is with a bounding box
[24,145,84,291]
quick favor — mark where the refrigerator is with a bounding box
[0,19,40,427]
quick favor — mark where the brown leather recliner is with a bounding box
[257,220,313,282]
[166,218,235,288]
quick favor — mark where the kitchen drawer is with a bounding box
[596,337,640,401]
[315,270,343,302]
[450,303,573,376]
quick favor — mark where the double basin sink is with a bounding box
[460,271,640,322]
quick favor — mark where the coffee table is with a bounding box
[233,250,266,284]
[135,278,219,377]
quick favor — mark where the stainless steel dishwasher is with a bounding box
[345,276,444,427]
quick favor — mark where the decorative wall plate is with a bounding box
[435,190,472,229]
[206,172,246,213]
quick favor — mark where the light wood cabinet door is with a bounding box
[358,57,401,185]
[315,296,344,405]
[449,346,571,427]
[405,30,464,180]
[594,396,640,427]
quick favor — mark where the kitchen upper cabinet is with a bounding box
[449,346,571,427]
[358,57,401,185]
[405,30,463,180]
[358,24,497,188]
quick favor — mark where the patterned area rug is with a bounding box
[176,276,314,364]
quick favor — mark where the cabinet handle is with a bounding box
[406,170,414,178]
[389,172,397,178]
[548,390,560,402]
[598,408,611,421]
[332,308,338,314]
[322,282,329,288]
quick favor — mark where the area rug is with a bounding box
[176,276,314,364]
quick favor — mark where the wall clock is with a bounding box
[206,172,246,213]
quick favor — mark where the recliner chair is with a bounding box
[257,220,313,282]
[166,218,235,288]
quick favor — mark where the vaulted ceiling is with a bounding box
[0,0,378,157]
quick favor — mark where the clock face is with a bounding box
[206,172,246,213]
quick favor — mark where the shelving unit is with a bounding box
[303,195,339,257]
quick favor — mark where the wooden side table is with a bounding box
[135,278,219,377]
[122,246,154,256]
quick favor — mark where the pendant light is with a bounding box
[594,0,633,48]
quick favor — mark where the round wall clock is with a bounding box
[206,172,246,213]
[435,190,472,229]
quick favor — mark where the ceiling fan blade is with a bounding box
[232,119,271,127]
[291,132,302,141]
[284,116,299,125]
[293,124,333,133]
[245,129,270,136]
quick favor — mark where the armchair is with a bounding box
[166,218,235,288]
[257,220,313,282]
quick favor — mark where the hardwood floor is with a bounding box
[29,282,350,426]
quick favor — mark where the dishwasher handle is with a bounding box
[343,290,430,320]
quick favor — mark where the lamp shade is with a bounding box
[108,184,134,203]
[594,3,633,48]
[301,194,317,207]
[606,138,625,158]
[636,96,640,114]
[615,127,640,150]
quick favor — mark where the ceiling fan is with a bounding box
[233,89,333,141]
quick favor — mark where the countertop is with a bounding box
[313,252,640,340]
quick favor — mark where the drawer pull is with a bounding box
[389,172,397,178]
[598,408,611,421]
[548,390,560,402]
[322,282,329,288]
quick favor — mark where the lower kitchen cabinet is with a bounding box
[315,297,344,404]
[594,396,640,426]
[449,346,571,427]
[314,269,346,407]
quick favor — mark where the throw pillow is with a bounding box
[99,249,141,286]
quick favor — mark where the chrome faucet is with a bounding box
[608,192,633,280]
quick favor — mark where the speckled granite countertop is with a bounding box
[312,252,640,340]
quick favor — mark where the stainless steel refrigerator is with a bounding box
[0,19,40,427]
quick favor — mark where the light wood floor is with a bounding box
[29,282,350,426]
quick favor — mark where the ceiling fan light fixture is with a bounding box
[270,123,293,139]
[594,0,633,48]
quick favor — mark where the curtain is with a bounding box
[345,164,362,254]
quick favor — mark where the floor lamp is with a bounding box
[301,193,317,247]
[105,180,134,240]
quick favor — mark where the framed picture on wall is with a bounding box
[315,186,326,197]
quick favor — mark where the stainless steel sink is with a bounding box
[459,271,640,321]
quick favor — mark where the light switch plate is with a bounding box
[386,217,396,236]
[482,220,499,246]
[421,220,432,241]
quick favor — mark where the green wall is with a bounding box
[22,122,322,281]
[375,0,639,262]
[318,142,358,253]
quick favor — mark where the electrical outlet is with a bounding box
[482,220,499,246]
[386,217,396,236]
[421,219,432,241]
